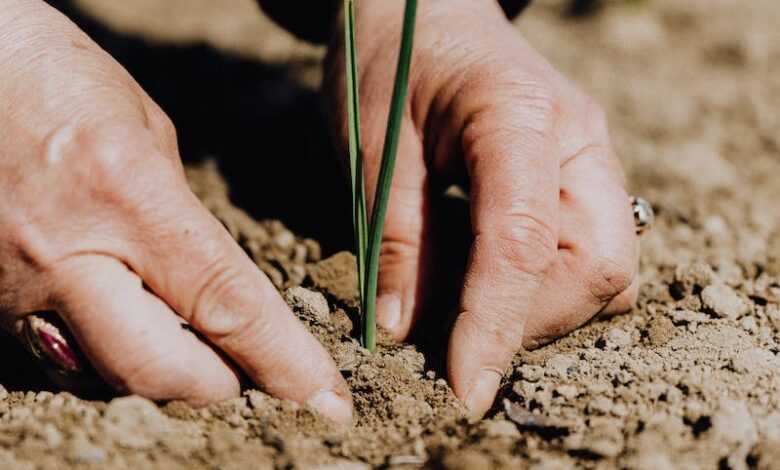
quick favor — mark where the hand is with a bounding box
[0,0,351,423]
[327,0,639,417]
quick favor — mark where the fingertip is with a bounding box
[184,374,242,407]
[306,387,354,425]
[376,293,402,337]
[462,368,503,420]
[448,309,514,420]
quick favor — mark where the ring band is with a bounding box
[631,196,654,235]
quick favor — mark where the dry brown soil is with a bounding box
[2,0,780,468]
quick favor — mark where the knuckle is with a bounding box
[69,121,176,207]
[487,215,557,278]
[379,237,419,272]
[144,101,178,143]
[460,78,560,172]
[585,255,635,303]
[187,258,272,344]
[0,210,57,271]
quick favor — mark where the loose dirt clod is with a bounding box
[701,283,749,319]
[284,287,331,323]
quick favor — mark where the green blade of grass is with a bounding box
[344,0,368,327]
[363,0,419,352]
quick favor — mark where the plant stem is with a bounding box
[343,0,368,332]
[363,0,419,352]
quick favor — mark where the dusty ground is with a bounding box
[2,0,780,468]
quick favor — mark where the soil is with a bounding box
[3,0,780,469]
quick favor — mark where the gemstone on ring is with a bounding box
[21,314,82,375]
[631,196,654,235]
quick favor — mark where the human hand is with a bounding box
[327,0,639,417]
[0,0,351,423]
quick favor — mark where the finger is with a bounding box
[523,147,638,347]
[51,255,240,404]
[366,121,433,340]
[599,277,639,318]
[126,178,352,423]
[448,99,560,418]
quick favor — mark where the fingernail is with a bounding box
[307,389,354,425]
[376,294,401,332]
[463,369,502,419]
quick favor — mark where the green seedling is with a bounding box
[344,0,418,351]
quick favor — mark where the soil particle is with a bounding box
[67,430,108,464]
[674,261,718,296]
[544,354,578,379]
[284,286,330,323]
[307,252,360,309]
[702,284,749,319]
[709,398,757,468]
[553,384,578,401]
[102,396,169,450]
[603,328,633,349]
[731,347,776,374]
[440,449,493,470]
[517,364,544,382]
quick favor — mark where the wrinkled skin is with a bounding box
[0,0,351,423]
[0,0,637,422]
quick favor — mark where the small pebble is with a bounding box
[482,420,520,438]
[669,309,709,325]
[272,230,296,254]
[674,261,717,294]
[710,398,757,450]
[103,396,168,450]
[518,364,544,382]
[740,316,758,333]
[292,244,308,264]
[554,385,579,401]
[731,347,776,374]
[0,385,7,401]
[68,432,107,464]
[546,355,578,379]
[247,391,268,410]
[303,238,322,262]
[701,284,748,319]
[587,397,614,415]
[268,220,285,235]
[39,423,63,449]
[605,328,633,349]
